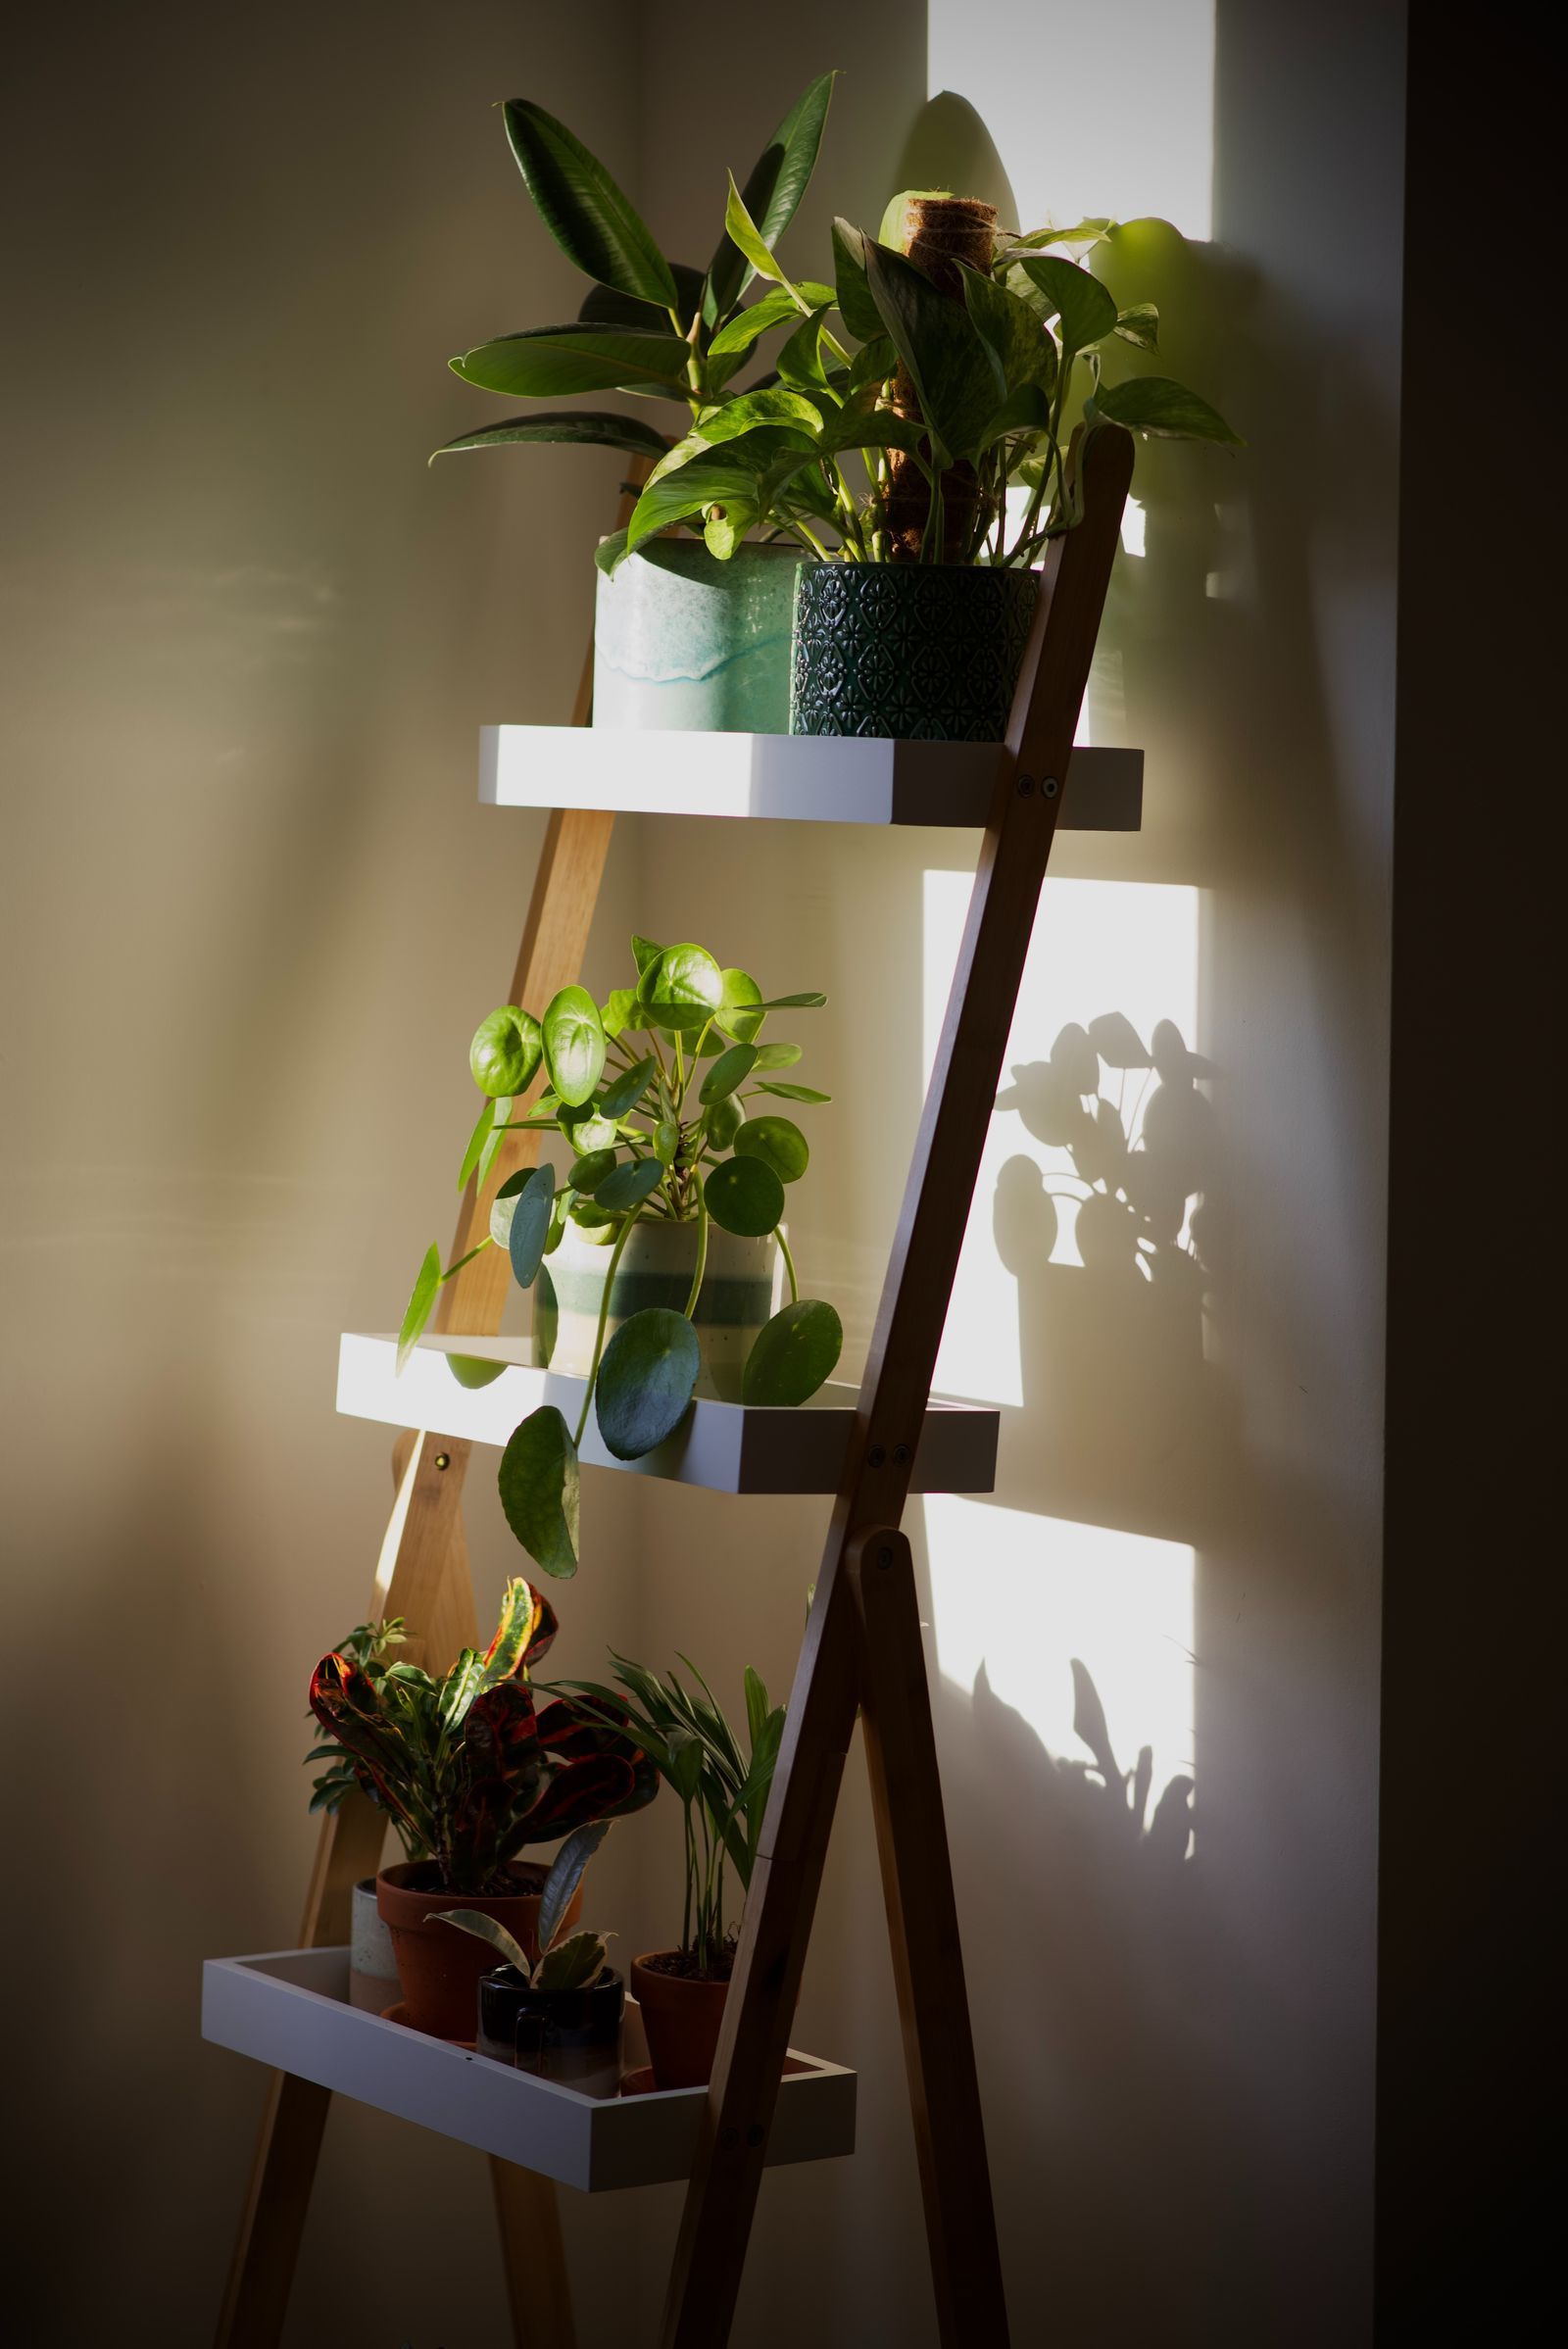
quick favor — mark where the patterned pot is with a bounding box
[533,1221,780,1405]
[790,561,1040,742]
[593,540,802,734]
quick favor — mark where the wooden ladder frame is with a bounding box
[216,428,1132,2349]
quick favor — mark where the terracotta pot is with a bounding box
[630,1952,731,2089]
[376,1861,583,2041]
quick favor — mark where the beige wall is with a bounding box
[5,3,1400,2343]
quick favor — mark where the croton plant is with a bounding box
[307,1577,657,1895]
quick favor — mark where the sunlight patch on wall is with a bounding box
[926,1494,1196,1792]
[927,0,1215,239]
[922,872,1200,1407]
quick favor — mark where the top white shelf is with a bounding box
[480,726,1143,831]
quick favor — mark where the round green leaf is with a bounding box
[638,943,724,1033]
[508,1163,559,1290]
[705,1097,743,1150]
[560,1110,616,1153]
[568,1197,615,1230]
[654,1118,680,1166]
[597,1157,664,1212]
[447,1353,508,1391]
[741,1299,843,1406]
[568,1148,618,1194]
[594,1309,701,1460]
[734,1114,808,1183]
[752,1042,802,1071]
[599,1055,657,1117]
[700,1043,759,1103]
[470,1004,543,1098]
[542,986,607,1107]
[490,1165,533,1248]
[705,1155,785,1237]
[498,1405,580,1578]
[715,967,763,1044]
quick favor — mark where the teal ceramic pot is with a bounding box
[790,562,1041,742]
[593,541,802,733]
[533,1221,781,1404]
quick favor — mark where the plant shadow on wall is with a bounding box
[991,1009,1237,1535]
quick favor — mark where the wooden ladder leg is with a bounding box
[657,1559,863,2347]
[849,1528,1008,2345]
[492,2157,579,2349]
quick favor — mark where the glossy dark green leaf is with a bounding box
[709,284,833,358]
[498,1405,580,1578]
[756,1080,831,1103]
[704,1097,743,1150]
[624,460,765,554]
[450,325,692,401]
[542,985,607,1108]
[594,1308,701,1461]
[830,218,885,343]
[705,1155,786,1238]
[1092,376,1243,444]
[700,1043,759,1102]
[598,1055,657,1117]
[1014,256,1117,357]
[637,942,724,1032]
[863,240,1004,465]
[578,266,705,329]
[508,1163,558,1290]
[734,1114,808,1183]
[596,1157,664,1212]
[470,1004,543,1098]
[1113,302,1159,351]
[457,1098,498,1192]
[396,1244,441,1373]
[741,1298,843,1406]
[706,73,837,323]
[776,308,830,392]
[958,262,1056,395]
[642,388,821,495]
[504,100,677,308]
[570,1146,619,1193]
[431,410,670,463]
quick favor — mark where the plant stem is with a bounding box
[441,1236,492,1280]
[683,1176,710,1318]
[572,1205,643,1445]
[775,1223,799,1305]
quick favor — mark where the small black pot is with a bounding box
[790,561,1041,743]
[476,1964,625,2096]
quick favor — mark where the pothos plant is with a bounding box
[397,935,843,1579]
[617,199,1241,568]
[430,72,844,555]
[307,1578,658,1895]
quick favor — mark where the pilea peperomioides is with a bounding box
[397,935,842,1577]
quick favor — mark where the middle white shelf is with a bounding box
[339,1332,999,1496]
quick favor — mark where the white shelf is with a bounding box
[203,1949,855,2192]
[338,1333,999,1496]
[480,725,1143,830]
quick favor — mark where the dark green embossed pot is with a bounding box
[790,561,1041,742]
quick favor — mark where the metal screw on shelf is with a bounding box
[1043,775,1059,798]
[746,2124,765,2147]
[867,1444,887,1468]
[433,1452,451,1472]
[892,1443,910,1466]
[877,1546,895,1572]
[720,2127,739,2153]
[1017,772,1036,796]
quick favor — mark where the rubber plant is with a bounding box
[432,73,869,563]
[397,935,842,1578]
[623,196,1242,567]
[435,1819,613,1991]
[306,1578,657,1894]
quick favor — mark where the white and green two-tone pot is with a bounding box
[533,1220,781,1405]
[593,540,802,734]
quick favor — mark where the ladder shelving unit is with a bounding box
[209,427,1136,2349]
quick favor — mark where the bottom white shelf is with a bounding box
[203,1948,856,2192]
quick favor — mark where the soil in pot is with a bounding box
[533,1220,780,1404]
[630,1949,734,2090]
[377,1860,583,2041]
[477,1964,625,2096]
[791,561,1041,744]
[593,540,803,734]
